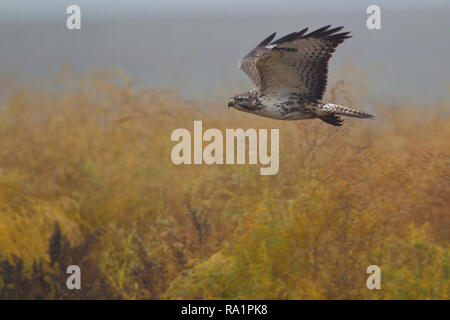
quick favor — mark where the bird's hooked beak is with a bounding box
[228,99,234,108]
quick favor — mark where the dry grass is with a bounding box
[0,70,448,299]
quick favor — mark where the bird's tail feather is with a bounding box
[321,103,374,119]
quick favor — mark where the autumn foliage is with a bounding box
[0,70,448,299]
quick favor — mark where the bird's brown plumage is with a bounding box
[239,25,351,100]
[231,26,374,126]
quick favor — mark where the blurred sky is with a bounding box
[1,0,449,104]
[1,0,449,18]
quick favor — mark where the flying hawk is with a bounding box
[228,25,374,126]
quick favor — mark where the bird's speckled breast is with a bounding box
[257,95,317,120]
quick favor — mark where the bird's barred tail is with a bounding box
[322,103,374,119]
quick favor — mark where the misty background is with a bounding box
[0,0,449,104]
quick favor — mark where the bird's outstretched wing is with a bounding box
[239,25,351,100]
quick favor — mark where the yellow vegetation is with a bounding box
[0,70,448,299]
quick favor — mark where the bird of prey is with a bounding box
[228,25,374,126]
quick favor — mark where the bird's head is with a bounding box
[228,93,254,111]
